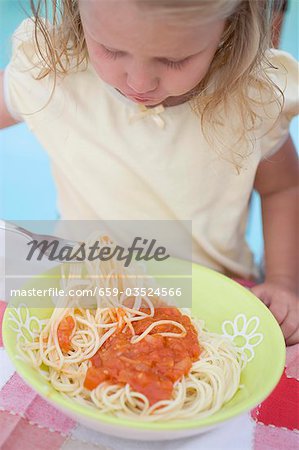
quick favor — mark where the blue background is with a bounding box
[0,0,298,265]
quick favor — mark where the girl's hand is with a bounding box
[251,282,299,346]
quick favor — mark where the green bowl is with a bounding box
[2,263,285,440]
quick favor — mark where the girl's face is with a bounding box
[79,0,225,106]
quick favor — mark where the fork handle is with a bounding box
[0,220,33,241]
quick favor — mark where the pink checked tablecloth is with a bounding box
[1,297,298,450]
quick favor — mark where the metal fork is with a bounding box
[0,220,80,259]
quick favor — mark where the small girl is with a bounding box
[0,0,298,344]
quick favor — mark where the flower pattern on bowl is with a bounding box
[7,303,46,345]
[221,313,263,366]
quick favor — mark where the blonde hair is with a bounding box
[29,0,284,171]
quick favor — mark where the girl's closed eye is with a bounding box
[101,45,124,60]
[159,58,190,70]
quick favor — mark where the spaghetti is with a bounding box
[11,235,243,421]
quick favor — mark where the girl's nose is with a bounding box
[126,63,158,94]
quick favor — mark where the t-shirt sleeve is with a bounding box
[3,18,51,124]
[258,49,299,160]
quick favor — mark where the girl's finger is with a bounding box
[285,327,299,346]
[280,311,299,341]
[268,301,288,325]
[251,286,271,306]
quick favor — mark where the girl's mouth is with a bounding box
[128,94,155,102]
[117,88,163,105]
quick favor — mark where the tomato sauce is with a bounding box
[57,316,75,353]
[84,308,201,405]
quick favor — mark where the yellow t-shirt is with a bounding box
[4,19,299,279]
